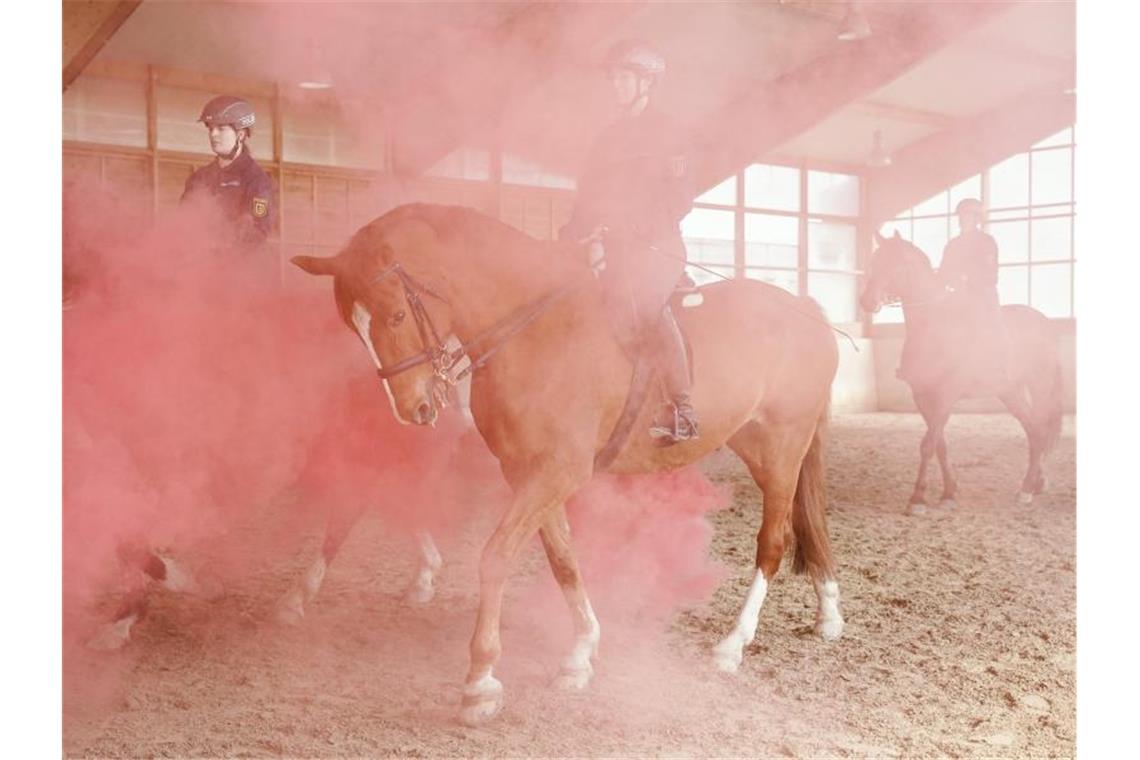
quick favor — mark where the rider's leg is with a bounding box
[648,306,698,443]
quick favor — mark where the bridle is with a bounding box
[366,261,581,385]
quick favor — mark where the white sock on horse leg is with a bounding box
[713,568,769,672]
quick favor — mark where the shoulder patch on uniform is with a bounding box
[251,197,269,218]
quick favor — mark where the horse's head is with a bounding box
[858,230,934,314]
[292,223,454,427]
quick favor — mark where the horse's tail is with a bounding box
[1031,358,1065,456]
[791,400,836,580]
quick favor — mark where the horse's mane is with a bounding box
[345,202,577,270]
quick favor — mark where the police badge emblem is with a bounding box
[252,197,269,218]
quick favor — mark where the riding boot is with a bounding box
[648,307,699,444]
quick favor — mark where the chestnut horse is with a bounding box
[859,231,1064,513]
[294,203,843,725]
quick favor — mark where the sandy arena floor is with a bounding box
[63,412,1076,758]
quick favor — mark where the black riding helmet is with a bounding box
[198,95,256,130]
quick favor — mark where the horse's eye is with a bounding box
[387,310,406,328]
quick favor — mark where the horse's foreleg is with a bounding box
[403,530,443,606]
[276,503,366,625]
[539,507,600,690]
[934,423,957,509]
[460,466,584,726]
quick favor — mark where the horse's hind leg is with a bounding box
[276,502,367,625]
[539,507,600,690]
[1000,387,1044,505]
[404,530,443,605]
[713,420,820,672]
[935,431,957,509]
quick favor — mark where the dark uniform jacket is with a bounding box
[561,107,694,245]
[181,146,274,245]
[938,229,999,306]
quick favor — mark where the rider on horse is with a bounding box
[559,39,698,444]
[181,95,276,266]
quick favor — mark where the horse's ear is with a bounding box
[291,255,339,277]
[874,229,887,245]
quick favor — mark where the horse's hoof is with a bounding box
[815,616,845,642]
[908,502,927,516]
[712,639,743,673]
[1017,491,1035,506]
[553,662,593,691]
[403,579,435,606]
[86,614,137,652]
[458,676,503,726]
[275,591,305,626]
[939,499,958,510]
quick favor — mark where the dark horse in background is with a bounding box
[859,231,1065,514]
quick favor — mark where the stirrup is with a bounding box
[649,406,699,444]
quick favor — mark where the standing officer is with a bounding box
[181,95,275,253]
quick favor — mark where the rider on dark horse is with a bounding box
[559,39,698,444]
[899,197,1008,385]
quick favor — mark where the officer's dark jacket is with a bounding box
[562,107,694,243]
[938,229,999,295]
[180,146,274,244]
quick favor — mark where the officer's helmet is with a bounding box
[604,39,666,79]
[955,198,983,216]
[198,95,256,130]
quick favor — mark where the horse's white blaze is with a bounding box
[814,578,844,641]
[713,569,769,672]
[352,302,409,425]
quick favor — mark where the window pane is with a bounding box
[687,264,734,286]
[1031,147,1073,205]
[501,153,575,189]
[807,170,860,216]
[697,175,736,206]
[989,220,1029,264]
[998,265,1029,305]
[283,98,385,169]
[1031,262,1073,317]
[1034,127,1073,149]
[1031,216,1072,262]
[744,163,799,211]
[425,146,491,181]
[744,213,798,268]
[807,220,857,271]
[745,267,798,295]
[913,216,950,268]
[912,190,949,218]
[879,219,912,242]
[949,175,982,209]
[63,75,147,148]
[808,271,858,323]
[989,152,1029,209]
[682,207,735,267]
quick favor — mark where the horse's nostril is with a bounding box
[415,402,432,424]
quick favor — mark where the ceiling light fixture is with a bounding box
[866,129,892,168]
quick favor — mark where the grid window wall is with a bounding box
[876,126,1075,323]
[683,163,861,324]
